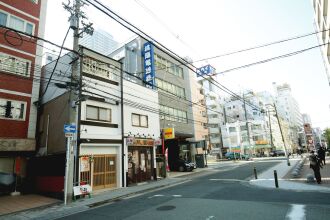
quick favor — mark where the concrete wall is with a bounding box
[38,92,70,154]
[123,80,160,138]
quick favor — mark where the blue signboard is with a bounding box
[64,124,76,133]
[143,42,155,89]
[196,64,216,77]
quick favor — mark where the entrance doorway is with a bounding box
[92,155,116,190]
[127,147,153,184]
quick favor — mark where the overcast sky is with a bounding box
[44,0,330,129]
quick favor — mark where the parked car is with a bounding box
[170,159,194,172]
[224,152,250,160]
[269,150,285,157]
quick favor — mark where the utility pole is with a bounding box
[243,93,251,155]
[273,104,290,166]
[63,0,93,205]
[267,109,274,149]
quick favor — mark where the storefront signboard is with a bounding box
[127,137,135,145]
[128,138,154,146]
[73,184,92,196]
[80,156,90,172]
[255,140,268,145]
[154,138,162,145]
[163,128,175,139]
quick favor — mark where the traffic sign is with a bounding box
[64,124,76,134]
[65,133,74,138]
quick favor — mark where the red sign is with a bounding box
[15,157,21,174]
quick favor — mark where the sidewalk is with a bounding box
[249,157,330,193]
[0,195,60,216]
[293,157,330,186]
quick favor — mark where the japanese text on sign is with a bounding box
[143,42,155,89]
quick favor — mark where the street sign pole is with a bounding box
[64,135,72,205]
[63,124,76,205]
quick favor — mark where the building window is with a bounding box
[229,127,236,132]
[0,11,35,35]
[240,125,247,131]
[132,113,148,127]
[82,56,120,82]
[0,12,8,26]
[0,52,31,77]
[154,54,183,78]
[252,124,262,130]
[86,105,111,122]
[155,78,185,98]
[0,99,26,120]
[159,105,187,123]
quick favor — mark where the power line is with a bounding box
[216,42,329,75]
[0,25,76,55]
[133,0,200,56]
[0,28,74,67]
[192,28,330,63]
[40,26,72,99]
[86,0,263,112]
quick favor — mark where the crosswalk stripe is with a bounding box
[285,204,306,220]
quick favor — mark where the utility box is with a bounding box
[195,154,205,168]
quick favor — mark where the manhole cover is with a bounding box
[156,205,176,211]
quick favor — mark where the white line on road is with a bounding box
[209,179,248,182]
[285,204,306,220]
[205,216,215,220]
[172,195,182,197]
[148,194,164,199]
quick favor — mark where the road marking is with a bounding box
[285,204,306,220]
[209,179,248,182]
[172,195,182,197]
[148,194,164,199]
[206,216,215,220]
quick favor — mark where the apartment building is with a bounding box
[312,0,330,86]
[274,83,303,152]
[198,72,225,156]
[110,37,207,170]
[0,0,47,192]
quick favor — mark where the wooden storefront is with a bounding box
[80,154,117,190]
[127,138,155,185]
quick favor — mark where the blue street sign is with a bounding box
[196,64,216,77]
[64,124,76,133]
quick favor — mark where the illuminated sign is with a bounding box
[163,128,175,139]
[255,140,269,145]
[196,64,216,77]
[143,42,155,89]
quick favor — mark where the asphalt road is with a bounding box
[59,160,330,220]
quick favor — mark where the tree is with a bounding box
[324,128,330,148]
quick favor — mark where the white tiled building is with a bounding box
[312,0,330,86]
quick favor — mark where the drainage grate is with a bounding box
[156,205,176,211]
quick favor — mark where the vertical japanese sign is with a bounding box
[143,41,155,89]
